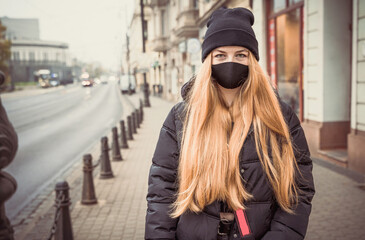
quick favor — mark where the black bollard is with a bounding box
[120,120,129,149]
[131,112,137,134]
[54,181,74,240]
[99,137,114,179]
[139,105,143,124]
[139,99,144,122]
[127,116,133,140]
[135,109,140,128]
[139,107,143,123]
[81,154,97,205]
[111,127,123,161]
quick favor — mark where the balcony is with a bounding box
[174,9,199,39]
[148,0,169,7]
[151,36,170,52]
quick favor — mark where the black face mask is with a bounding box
[211,62,249,89]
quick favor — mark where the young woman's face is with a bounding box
[211,46,249,65]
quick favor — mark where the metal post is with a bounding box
[120,120,129,149]
[135,109,140,128]
[140,0,151,107]
[99,137,114,179]
[127,116,133,140]
[81,154,97,205]
[139,109,142,125]
[126,34,132,96]
[111,127,123,161]
[132,112,137,134]
[139,99,144,122]
[54,181,74,240]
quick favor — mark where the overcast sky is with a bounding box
[0,0,135,70]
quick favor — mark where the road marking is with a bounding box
[84,89,91,100]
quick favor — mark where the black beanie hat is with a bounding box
[201,7,259,62]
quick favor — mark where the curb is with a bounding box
[312,157,365,184]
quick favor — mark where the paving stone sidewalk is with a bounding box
[306,159,365,240]
[12,94,175,240]
[11,93,365,240]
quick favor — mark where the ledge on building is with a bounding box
[148,0,169,7]
[318,148,348,168]
[151,37,170,52]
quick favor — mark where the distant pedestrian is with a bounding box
[145,7,315,240]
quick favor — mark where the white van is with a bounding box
[120,75,136,94]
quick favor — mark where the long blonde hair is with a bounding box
[171,51,298,218]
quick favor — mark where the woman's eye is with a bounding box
[215,54,225,58]
[236,54,247,58]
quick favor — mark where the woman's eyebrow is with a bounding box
[236,49,248,53]
[214,49,227,53]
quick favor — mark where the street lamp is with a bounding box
[140,0,151,107]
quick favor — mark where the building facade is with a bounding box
[10,39,72,83]
[125,0,158,93]
[128,0,365,174]
[1,17,40,41]
[145,0,251,101]
[1,17,72,84]
[348,0,365,173]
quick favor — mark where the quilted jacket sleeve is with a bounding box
[145,105,180,240]
[261,103,315,240]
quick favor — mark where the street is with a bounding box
[2,81,125,219]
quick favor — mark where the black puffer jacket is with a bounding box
[145,81,315,240]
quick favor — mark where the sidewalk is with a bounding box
[11,93,365,240]
[13,93,175,240]
[306,159,365,240]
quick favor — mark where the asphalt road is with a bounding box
[2,81,124,219]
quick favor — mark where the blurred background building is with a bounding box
[1,17,73,85]
[123,0,158,95]
[125,0,365,174]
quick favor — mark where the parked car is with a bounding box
[119,75,136,94]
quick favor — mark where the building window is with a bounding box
[270,0,286,13]
[193,0,198,9]
[29,52,35,61]
[143,20,148,40]
[269,0,303,14]
[267,0,304,120]
[289,0,302,5]
[43,52,48,62]
[276,8,301,113]
[161,9,166,36]
[12,51,20,61]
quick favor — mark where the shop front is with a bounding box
[266,0,304,120]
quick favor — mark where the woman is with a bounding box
[145,7,315,240]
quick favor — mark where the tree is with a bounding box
[0,20,11,88]
[84,62,104,79]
